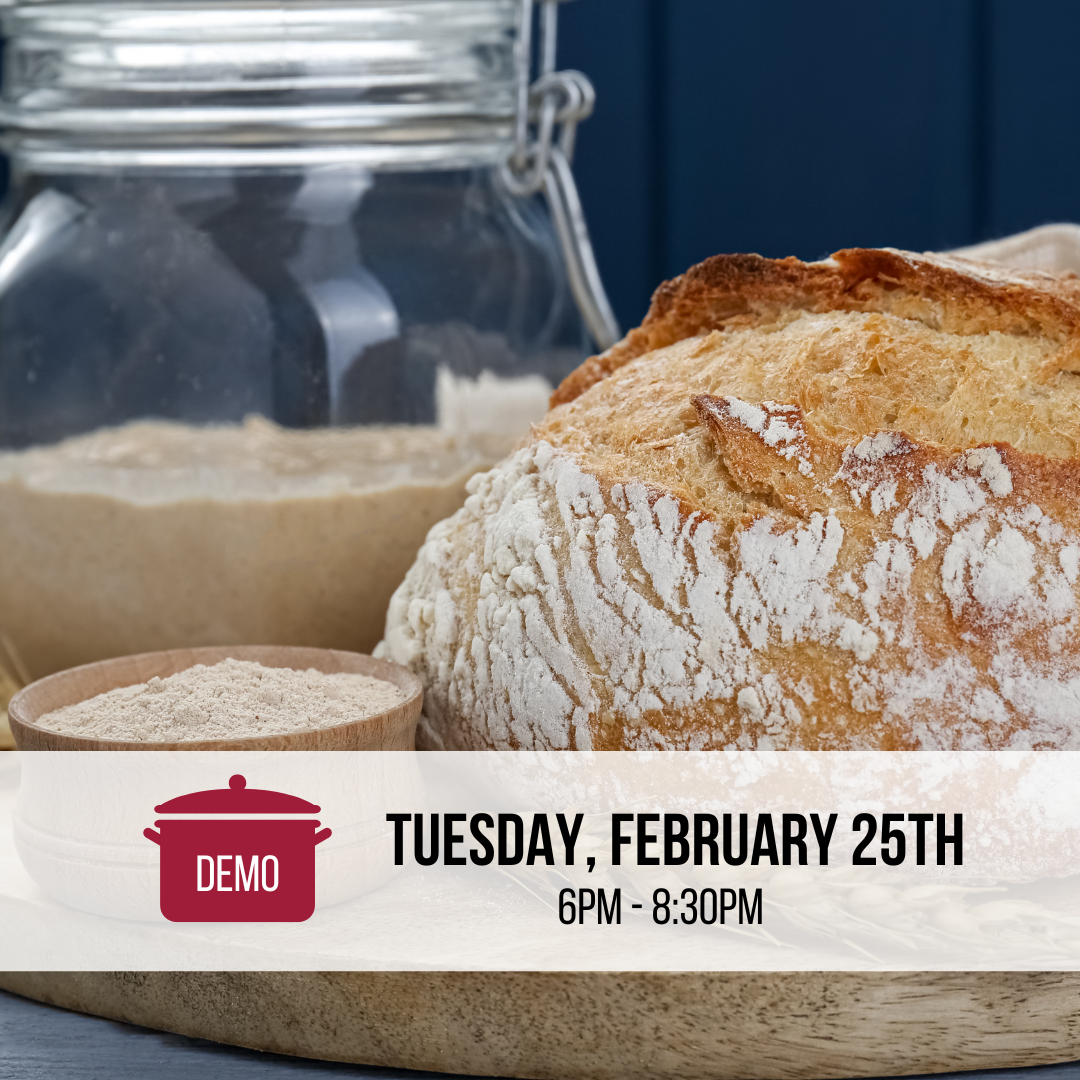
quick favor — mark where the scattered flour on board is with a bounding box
[36,659,405,742]
[380,417,1080,749]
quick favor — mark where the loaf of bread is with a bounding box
[379,248,1080,750]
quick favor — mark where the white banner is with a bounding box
[2,750,1080,970]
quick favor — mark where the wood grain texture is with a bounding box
[2,971,1080,1080]
[7,646,422,751]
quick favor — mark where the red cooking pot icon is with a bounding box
[144,774,331,922]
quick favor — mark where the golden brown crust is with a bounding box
[552,248,1080,407]
[691,393,1080,671]
[383,246,1080,754]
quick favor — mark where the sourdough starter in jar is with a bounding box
[0,1,614,684]
[0,418,515,682]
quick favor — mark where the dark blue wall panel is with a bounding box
[661,1,979,273]
[559,0,1036,333]
[988,0,1080,237]
[558,0,660,328]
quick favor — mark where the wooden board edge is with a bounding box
[1,970,1079,1080]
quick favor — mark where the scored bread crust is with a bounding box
[551,247,1080,407]
[379,247,1080,751]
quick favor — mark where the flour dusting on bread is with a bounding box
[380,247,1080,749]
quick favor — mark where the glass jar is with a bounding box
[0,0,617,684]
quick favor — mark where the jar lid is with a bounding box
[0,0,519,170]
[154,774,321,815]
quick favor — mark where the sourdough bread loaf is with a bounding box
[378,248,1080,750]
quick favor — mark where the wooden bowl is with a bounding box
[7,645,422,751]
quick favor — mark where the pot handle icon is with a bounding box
[144,828,162,845]
[314,828,332,846]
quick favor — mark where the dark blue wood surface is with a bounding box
[0,988,487,1080]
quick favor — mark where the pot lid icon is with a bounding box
[153,774,321,815]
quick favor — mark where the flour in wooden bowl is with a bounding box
[35,658,405,742]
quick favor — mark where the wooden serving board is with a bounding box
[1,754,1079,1079]
[3,969,1080,1079]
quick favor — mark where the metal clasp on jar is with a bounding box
[501,0,621,352]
